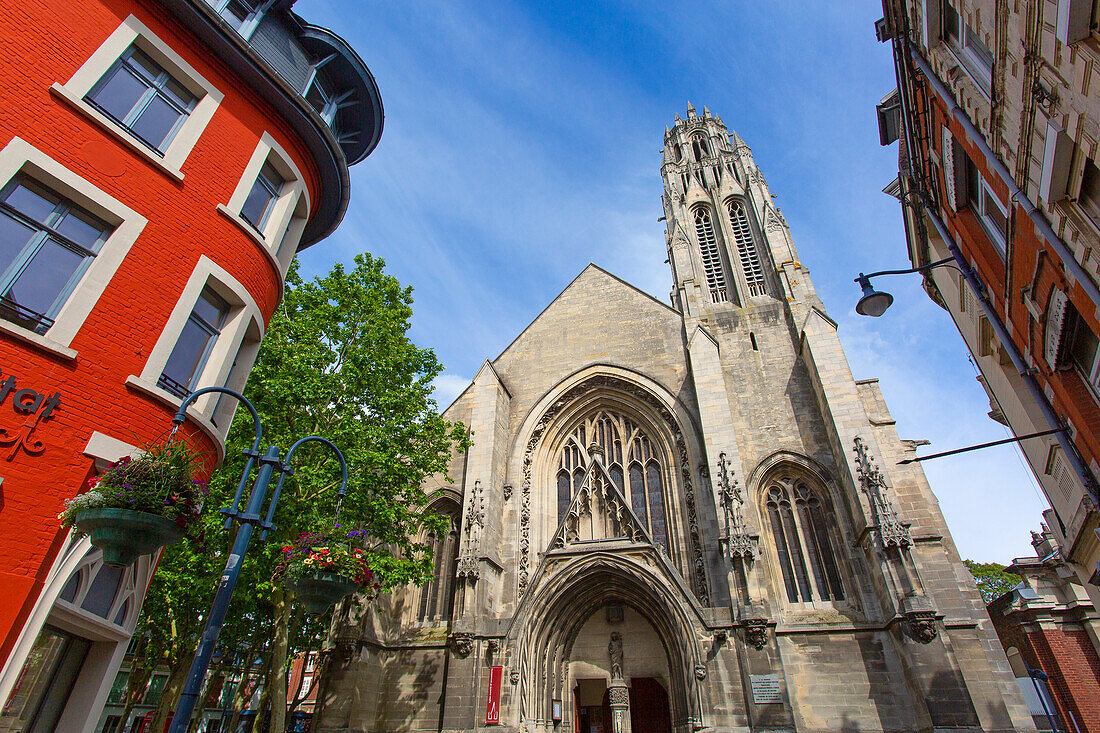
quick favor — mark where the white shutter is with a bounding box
[943,126,960,211]
[1057,0,1091,45]
[1040,121,1073,204]
[1044,289,1069,368]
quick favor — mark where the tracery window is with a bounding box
[417,505,459,623]
[726,199,767,297]
[691,134,710,162]
[556,410,669,550]
[764,476,844,603]
[693,207,730,303]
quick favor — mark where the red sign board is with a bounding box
[486,664,503,724]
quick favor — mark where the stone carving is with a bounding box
[503,483,512,501]
[694,664,707,680]
[458,480,485,580]
[713,630,727,646]
[853,436,911,550]
[520,375,709,605]
[907,611,938,643]
[717,452,757,560]
[450,633,474,658]
[743,618,769,650]
[487,638,500,654]
[510,670,520,685]
[608,686,630,706]
[554,446,646,547]
[609,632,623,679]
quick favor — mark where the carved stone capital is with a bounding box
[510,670,519,685]
[694,663,707,680]
[901,596,938,644]
[449,632,475,658]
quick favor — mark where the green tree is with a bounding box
[138,254,468,732]
[964,560,1021,603]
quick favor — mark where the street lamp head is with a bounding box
[855,274,894,317]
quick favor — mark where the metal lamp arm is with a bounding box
[259,436,349,540]
[854,256,956,284]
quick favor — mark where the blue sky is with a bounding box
[296,0,1048,563]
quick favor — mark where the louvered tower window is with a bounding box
[693,207,729,303]
[727,199,767,297]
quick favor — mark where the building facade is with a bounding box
[314,107,1033,733]
[0,0,381,729]
[877,0,1100,606]
[987,526,1100,733]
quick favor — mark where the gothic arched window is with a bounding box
[417,504,459,623]
[692,207,730,303]
[556,410,669,550]
[726,199,767,297]
[765,476,845,603]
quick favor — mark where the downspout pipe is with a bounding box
[922,202,1100,505]
[910,46,1100,315]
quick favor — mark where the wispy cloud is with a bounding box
[296,0,1050,562]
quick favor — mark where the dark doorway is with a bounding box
[628,678,671,733]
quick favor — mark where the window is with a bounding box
[298,676,313,699]
[1067,308,1100,394]
[556,410,669,550]
[157,287,230,399]
[417,504,459,623]
[209,0,270,36]
[0,177,111,334]
[240,162,285,232]
[943,3,994,95]
[86,47,198,156]
[1078,157,1100,232]
[765,475,845,604]
[0,626,91,731]
[961,154,1008,254]
[693,207,731,303]
[50,15,223,179]
[726,199,767,297]
[143,674,169,706]
[305,72,339,128]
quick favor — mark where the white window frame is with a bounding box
[0,137,147,360]
[218,132,310,278]
[127,256,264,450]
[942,3,994,98]
[208,0,274,40]
[49,15,223,181]
[974,175,1009,256]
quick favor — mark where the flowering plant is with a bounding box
[59,441,207,531]
[278,528,374,586]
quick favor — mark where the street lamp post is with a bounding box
[165,387,348,733]
[853,256,956,316]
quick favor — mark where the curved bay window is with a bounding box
[556,410,669,550]
[764,476,844,603]
[417,504,459,623]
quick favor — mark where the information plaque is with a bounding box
[750,674,782,704]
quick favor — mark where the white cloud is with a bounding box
[432,373,472,410]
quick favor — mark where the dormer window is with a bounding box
[208,0,269,38]
[305,73,338,127]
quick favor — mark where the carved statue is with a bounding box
[608,632,623,679]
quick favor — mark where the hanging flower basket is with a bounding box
[285,572,361,615]
[279,529,374,615]
[59,442,206,567]
[72,508,184,568]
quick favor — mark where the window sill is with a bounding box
[49,83,185,183]
[216,204,285,282]
[944,45,993,103]
[0,319,78,360]
[124,375,225,463]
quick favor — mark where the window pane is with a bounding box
[629,462,648,528]
[0,212,38,274]
[983,189,1007,238]
[0,626,89,733]
[222,0,254,29]
[4,183,59,224]
[55,209,107,250]
[646,461,667,549]
[557,470,571,522]
[81,563,124,618]
[128,50,164,83]
[192,289,229,329]
[58,571,81,603]
[161,318,217,392]
[89,65,149,123]
[966,30,995,72]
[769,504,799,602]
[944,4,961,42]
[240,179,277,229]
[162,76,196,110]
[1081,158,1100,228]
[130,94,183,152]
[143,674,168,706]
[1072,318,1099,376]
[4,238,88,327]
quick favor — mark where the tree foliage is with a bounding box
[130,254,468,732]
[964,560,1021,603]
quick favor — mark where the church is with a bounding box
[314,106,1035,733]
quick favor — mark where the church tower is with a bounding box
[314,108,1035,733]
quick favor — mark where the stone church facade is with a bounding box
[315,106,1036,733]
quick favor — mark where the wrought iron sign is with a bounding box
[0,370,62,461]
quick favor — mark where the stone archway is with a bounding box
[512,552,703,733]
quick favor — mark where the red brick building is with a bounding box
[0,1,381,729]
[879,0,1100,605]
[987,528,1100,732]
